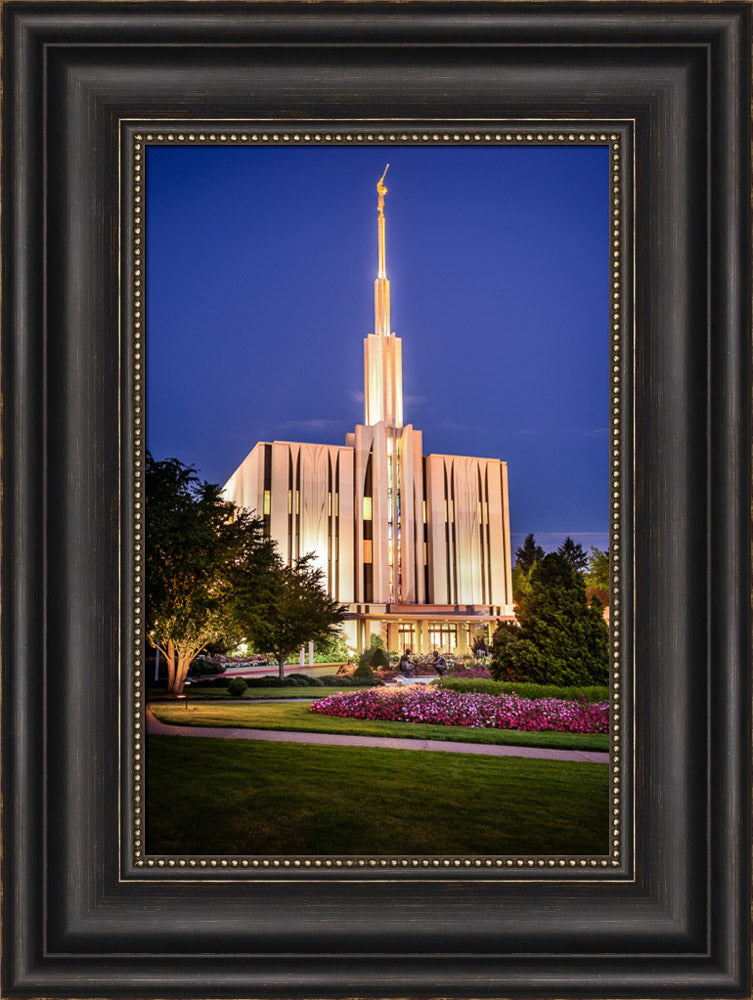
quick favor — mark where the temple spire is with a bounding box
[364,166,403,428]
[377,163,389,277]
[374,165,390,336]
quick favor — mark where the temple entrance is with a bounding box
[428,623,458,653]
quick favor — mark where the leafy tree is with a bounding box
[146,454,277,695]
[314,632,352,664]
[245,554,346,679]
[515,533,545,573]
[490,552,609,686]
[585,546,609,590]
[557,536,589,572]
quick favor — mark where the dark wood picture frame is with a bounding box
[2,3,751,997]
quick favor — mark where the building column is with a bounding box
[457,623,472,655]
[386,621,399,651]
[418,619,429,655]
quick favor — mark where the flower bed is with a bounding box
[309,686,609,734]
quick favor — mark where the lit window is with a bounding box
[328,491,332,516]
[423,542,428,565]
[263,490,271,515]
[363,540,373,563]
[288,490,292,515]
[422,499,427,523]
[398,624,414,650]
[428,623,458,651]
[449,500,454,521]
[295,491,300,515]
[363,496,372,520]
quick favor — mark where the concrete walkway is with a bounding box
[146,708,608,763]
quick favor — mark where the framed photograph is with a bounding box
[144,136,616,860]
[3,3,750,998]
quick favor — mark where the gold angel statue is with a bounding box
[377,164,389,214]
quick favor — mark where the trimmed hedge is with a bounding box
[236,674,324,688]
[185,676,230,689]
[438,677,609,703]
[283,673,323,687]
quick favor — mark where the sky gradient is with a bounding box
[146,143,610,557]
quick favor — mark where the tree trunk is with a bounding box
[165,640,193,697]
[278,654,285,681]
[165,639,177,694]
[174,651,193,695]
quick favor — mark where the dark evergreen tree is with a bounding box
[557,536,589,572]
[515,532,545,573]
[490,552,609,686]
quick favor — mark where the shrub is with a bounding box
[357,640,390,671]
[227,678,248,698]
[353,660,376,680]
[351,662,385,686]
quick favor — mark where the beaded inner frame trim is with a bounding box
[125,121,632,879]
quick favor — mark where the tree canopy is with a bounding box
[245,555,347,679]
[146,454,277,695]
[585,546,609,587]
[491,552,609,687]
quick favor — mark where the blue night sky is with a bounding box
[146,143,610,557]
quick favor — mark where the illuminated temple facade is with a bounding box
[223,169,514,653]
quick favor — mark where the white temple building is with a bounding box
[223,168,514,653]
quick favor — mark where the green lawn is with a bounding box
[149,700,609,752]
[146,735,610,855]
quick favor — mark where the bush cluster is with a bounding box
[282,673,322,687]
[357,635,390,673]
[238,673,324,688]
[318,674,356,687]
[188,656,225,678]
